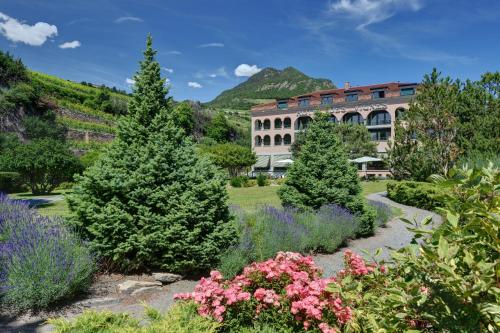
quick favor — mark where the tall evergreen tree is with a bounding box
[68,36,235,273]
[278,115,375,236]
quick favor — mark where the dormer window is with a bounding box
[277,100,288,109]
[345,93,358,102]
[372,90,385,99]
[400,87,415,96]
[298,97,310,107]
[321,94,333,105]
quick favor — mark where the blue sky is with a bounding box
[1,0,499,102]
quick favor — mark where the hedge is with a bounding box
[0,172,25,193]
[386,181,446,211]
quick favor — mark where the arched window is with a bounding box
[254,119,263,131]
[295,116,312,130]
[328,115,337,123]
[263,135,271,146]
[274,118,282,129]
[396,107,406,119]
[283,134,292,145]
[263,119,271,130]
[367,110,391,126]
[274,134,282,146]
[254,136,262,146]
[342,112,363,125]
[284,117,291,129]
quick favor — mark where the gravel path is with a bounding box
[1,192,440,333]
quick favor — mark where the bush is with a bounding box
[230,176,249,188]
[0,194,94,312]
[0,172,25,193]
[367,200,392,227]
[256,173,268,186]
[48,301,220,333]
[218,205,360,278]
[278,115,375,236]
[386,181,446,210]
[68,37,235,273]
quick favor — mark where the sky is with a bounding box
[0,0,499,102]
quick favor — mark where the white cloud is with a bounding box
[199,42,224,48]
[115,16,143,24]
[125,78,135,85]
[59,40,81,49]
[0,12,57,46]
[163,50,182,55]
[163,67,174,73]
[188,81,202,88]
[234,64,262,77]
[330,0,422,30]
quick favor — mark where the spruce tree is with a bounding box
[68,36,235,273]
[278,114,375,235]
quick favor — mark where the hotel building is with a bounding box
[250,82,418,177]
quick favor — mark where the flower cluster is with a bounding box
[339,249,376,277]
[175,252,358,332]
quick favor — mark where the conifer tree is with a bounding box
[68,36,235,273]
[278,114,375,235]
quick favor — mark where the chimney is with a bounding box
[344,81,350,90]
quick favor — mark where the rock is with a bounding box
[152,272,182,284]
[118,280,162,294]
[75,297,121,308]
[130,286,162,297]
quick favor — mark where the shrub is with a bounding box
[201,143,256,178]
[68,36,235,273]
[48,301,220,333]
[218,205,360,278]
[230,176,249,188]
[367,200,392,227]
[256,173,268,186]
[0,171,25,193]
[386,181,446,210]
[278,115,375,236]
[0,194,94,312]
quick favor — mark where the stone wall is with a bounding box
[57,108,115,126]
[66,129,115,142]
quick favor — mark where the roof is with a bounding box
[272,154,293,168]
[254,155,270,168]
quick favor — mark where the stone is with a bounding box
[130,286,162,297]
[75,297,121,308]
[152,272,182,284]
[118,280,162,294]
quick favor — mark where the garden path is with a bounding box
[1,192,441,333]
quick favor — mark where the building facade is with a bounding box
[250,82,418,177]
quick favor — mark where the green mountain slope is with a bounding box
[207,67,336,110]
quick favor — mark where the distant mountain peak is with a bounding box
[207,66,335,110]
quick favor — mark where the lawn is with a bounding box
[9,180,392,216]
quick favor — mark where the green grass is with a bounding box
[360,180,393,195]
[9,191,71,217]
[227,186,281,211]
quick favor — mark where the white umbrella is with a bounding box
[278,158,294,164]
[349,156,382,163]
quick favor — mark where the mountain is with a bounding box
[207,67,336,110]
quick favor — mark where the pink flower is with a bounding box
[319,322,337,333]
[420,286,429,295]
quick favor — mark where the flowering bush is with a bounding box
[175,251,386,332]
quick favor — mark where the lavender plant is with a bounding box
[0,194,94,312]
[367,200,392,227]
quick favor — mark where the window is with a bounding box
[345,94,358,102]
[371,90,385,99]
[278,100,288,109]
[369,128,391,141]
[284,117,291,128]
[328,115,337,123]
[296,116,312,131]
[263,135,271,146]
[254,136,262,146]
[367,110,391,125]
[400,87,415,96]
[254,120,263,131]
[396,108,406,119]
[274,118,282,129]
[274,135,282,146]
[343,112,363,124]
[283,134,292,145]
[298,98,310,107]
[321,94,333,105]
[263,119,271,130]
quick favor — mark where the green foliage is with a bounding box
[389,69,500,181]
[386,181,446,211]
[68,36,235,273]
[22,110,67,140]
[57,116,116,134]
[278,115,375,235]
[291,117,377,159]
[0,138,83,194]
[230,176,250,188]
[48,301,220,333]
[202,143,257,177]
[79,149,102,169]
[207,112,231,143]
[256,173,268,187]
[172,101,195,135]
[0,82,38,114]
[207,67,335,109]
[0,51,28,87]
[0,171,25,193]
